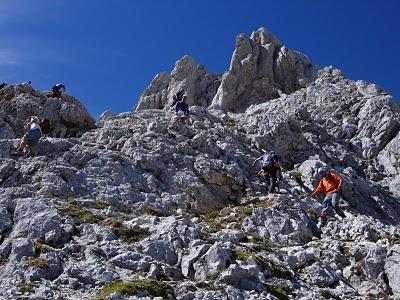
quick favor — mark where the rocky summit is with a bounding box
[0,27,400,300]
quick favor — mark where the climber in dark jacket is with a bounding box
[48,84,65,98]
[173,94,190,125]
[253,151,283,193]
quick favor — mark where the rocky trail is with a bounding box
[0,28,400,300]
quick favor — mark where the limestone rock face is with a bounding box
[211,27,318,112]
[1,28,400,300]
[0,83,95,138]
[135,56,221,110]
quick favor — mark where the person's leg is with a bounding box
[331,193,345,217]
[321,194,333,215]
[268,172,277,193]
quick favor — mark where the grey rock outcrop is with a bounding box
[0,83,95,138]
[211,27,318,112]
[135,56,221,110]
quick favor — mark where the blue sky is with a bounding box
[1,1,399,118]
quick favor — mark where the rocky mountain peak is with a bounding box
[1,28,400,299]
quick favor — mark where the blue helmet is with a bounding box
[318,166,327,174]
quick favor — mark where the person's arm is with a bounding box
[334,174,343,192]
[309,180,323,198]
[253,157,262,166]
[276,164,283,180]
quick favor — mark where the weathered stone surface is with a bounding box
[0,27,400,300]
[211,27,318,112]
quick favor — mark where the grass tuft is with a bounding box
[62,201,104,225]
[97,279,175,299]
[138,205,162,217]
[107,220,150,243]
[18,281,36,294]
[266,283,290,300]
[32,240,55,254]
[231,250,251,262]
[92,200,110,210]
[320,289,342,299]
[25,257,49,269]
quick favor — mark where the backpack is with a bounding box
[40,118,50,132]
[262,152,278,168]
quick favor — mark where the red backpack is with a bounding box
[40,118,50,132]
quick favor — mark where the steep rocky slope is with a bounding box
[0,28,400,300]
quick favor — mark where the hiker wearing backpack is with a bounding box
[307,166,343,227]
[170,90,184,108]
[17,116,42,154]
[48,84,65,98]
[173,93,190,125]
[253,151,283,193]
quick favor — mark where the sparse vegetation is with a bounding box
[266,283,290,300]
[139,205,162,216]
[205,271,222,281]
[320,289,342,299]
[18,281,36,294]
[97,279,175,299]
[305,207,320,220]
[257,198,275,208]
[0,257,8,266]
[107,219,150,243]
[202,210,224,232]
[291,169,303,180]
[236,206,253,222]
[231,250,251,262]
[25,257,49,269]
[32,240,55,254]
[62,201,105,225]
[92,200,110,210]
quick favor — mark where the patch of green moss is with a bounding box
[0,257,8,266]
[305,207,320,220]
[342,246,352,257]
[97,279,175,299]
[207,220,224,232]
[257,199,275,209]
[25,257,49,269]
[291,169,303,180]
[237,206,253,222]
[272,264,293,279]
[92,200,110,210]
[63,201,104,225]
[266,283,290,300]
[195,281,215,290]
[320,289,342,299]
[204,210,220,221]
[107,220,150,243]
[139,205,162,217]
[231,250,251,262]
[18,281,36,294]
[202,210,224,233]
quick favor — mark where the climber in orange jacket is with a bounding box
[308,166,343,226]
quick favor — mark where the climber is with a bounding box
[39,118,51,139]
[307,166,344,227]
[48,83,65,98]
[170,90,184,108]
[253,151,283,193]
[17,116,42,155]
[0,83,7,90]
[173,94,190,125]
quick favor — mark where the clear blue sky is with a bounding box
[1,1,399,118]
